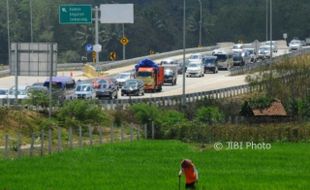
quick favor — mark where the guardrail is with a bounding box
[0,46,218,78]
[230,48,310,75]
[97,83,260,110]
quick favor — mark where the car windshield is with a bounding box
[164,70,174,75]
[214,54,227,62]
[290,41,300,45]
[0,90,7,95]
[188,64,199,68]
[204,58,216,64]
[76,85,91,92]
[118,73,130,79]
[126,81,138,87]
[137,71,152,77]
[189,55,201,59]
[233,55,242,61]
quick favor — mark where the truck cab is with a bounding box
[135,59,164,92]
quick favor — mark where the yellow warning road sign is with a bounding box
[109,51,117,61]
[120,37,129,46]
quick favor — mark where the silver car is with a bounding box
[74,83,96,99]
[186,61,204,77]
[289,40,302,51]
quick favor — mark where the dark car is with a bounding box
[202,56,218,73]
[121,79,144,96]
[95,79,118,99]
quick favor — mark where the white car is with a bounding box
[188,53,203,62]
[74,83,96,99]
[264,41,278,53]
[7,86,30,100]
[289,40,302,51]
[186,61,204,77]
[258,46,271,59]
[232,44,244,53]
[115,72,135,87]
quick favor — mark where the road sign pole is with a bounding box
[95,6,99,64]
[14,43,18,106]
[122,24,125,60]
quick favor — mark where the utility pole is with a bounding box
[122,24,126,60]
[198,0,202,47]
[6,0,10,65]
[30,0,33,43]
[182,0,186,106]
[94,6,99,64]
[270,0,273,59]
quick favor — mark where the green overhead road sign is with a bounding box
[59,4,92,24]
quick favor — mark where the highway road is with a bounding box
[0,42,291,100]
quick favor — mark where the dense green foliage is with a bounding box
[56,99,111,128]
[246,55,310,120]
[1,0,310,64]
[0,141,309,190]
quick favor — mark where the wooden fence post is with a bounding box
[79,126,82,148]
[144,124,147,139]
[48,128,52,155]
[4,134,8,158]
[57,127,62,152]
[152,121,155,139]
[121,125,124,142]
[40,130,44,156]
[137,125,140,141]
[110,124,114,143]
[17,133,22,158]
[68,127,73,149]
[99,127,103,144]
[130,124,133,142]
[30,133,35,157]
[88,126,93,146]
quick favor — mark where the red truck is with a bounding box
[135,59,164,92]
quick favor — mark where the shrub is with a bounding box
[195,106,224,125]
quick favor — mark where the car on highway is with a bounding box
[0,88,8,99]
[95,79,118,99]
[121,79,144,96]
[163,65,178,85]
[188,53,203,62]
[244,48,257,63]
[212,49,232,70]
[115,72,135,87]
[264,41,278,53]
[7,86,30,100]
[257,46,271,60]
[160,58,182,74]
[289,40,303,51]
[186,61,204,77]
[74,83,96,99]
[232,51,251,66]
[232,43,243,53]
[202,56,218,73]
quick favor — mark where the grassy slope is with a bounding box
[0,140,309,190]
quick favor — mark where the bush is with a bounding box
[57,100,111,128]
[195,106,224,125]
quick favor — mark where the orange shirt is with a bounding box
[183,166,197,184]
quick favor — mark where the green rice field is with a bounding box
[0,140,309,190]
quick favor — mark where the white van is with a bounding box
[212,49,233,70]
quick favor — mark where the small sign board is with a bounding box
[93,44,102,52]
[120,37,129,46]
[85,43,93,53]
[59,4,92,24]
[100,4,134,24]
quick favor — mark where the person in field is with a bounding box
[178,159,199,190]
